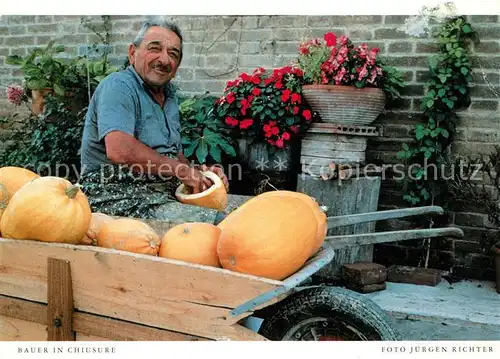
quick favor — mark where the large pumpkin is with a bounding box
[97,218,160,256]
[258,191,327,256]
[0,176,91,244]
[0,166,40,224]
[175,171,227,211]
[217,192,319,280]
[81,212,113,245]
[159,222,221,267]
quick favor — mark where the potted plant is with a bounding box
[213,65,317,174]
[6,40,117,116]
[295,32,406,125]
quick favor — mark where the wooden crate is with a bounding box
[0,220,286,341]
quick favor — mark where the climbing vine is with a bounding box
[397,16,480,205]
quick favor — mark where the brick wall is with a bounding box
[0,15,499,280]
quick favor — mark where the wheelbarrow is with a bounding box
[0,205,462,341]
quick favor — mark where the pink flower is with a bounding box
[276,138,284,148]
[7,84,24,106]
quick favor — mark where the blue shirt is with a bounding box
[80,65,182,172]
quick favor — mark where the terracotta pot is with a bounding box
[493,243,500,294]
[31,88,53,115]
[301,85,386,125]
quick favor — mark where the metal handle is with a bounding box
[327,205,444,229]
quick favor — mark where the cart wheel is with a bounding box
[258,286,400,341]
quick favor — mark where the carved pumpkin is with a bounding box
[0,166,40,225]
[81,212,114,245]
[97,218,160,256]
[217,192,319,280]
[0,176,91,244]
[175,171,227,211]
[159,222,221,267]
[258,191,327,256]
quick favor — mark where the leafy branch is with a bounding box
[397,16,479,205]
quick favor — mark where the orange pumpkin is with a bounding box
[159,222,221,267]
[81,212,114,245]
[0,176,91,244]
[258,190,327,256]
[97,218,160,256]
[175,171,227,211]
[217,192,319,280]
[0,166,40,224]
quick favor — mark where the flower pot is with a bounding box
[493,243,500,294]
[237,138,294,173]
[301,85,386,125]
[31,88,53,116]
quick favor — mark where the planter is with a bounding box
[31,88,53,116]
[237,138,295,174]
[493,243,500,294]
[301,85,386,125]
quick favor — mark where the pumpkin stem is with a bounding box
[65,184,81,199]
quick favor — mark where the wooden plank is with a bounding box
[300,148,366,160]
[301,139,367,151]
[0,294,46,325]
[47,258,75,341]
[0,315,47,341]
[73,312,208,341]
[76,333,110,341]
[0,295,260,341]
[0,238,280,339]
[300,154,365,166]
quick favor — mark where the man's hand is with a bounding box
[199,164,229,191]
[177,165,213,194]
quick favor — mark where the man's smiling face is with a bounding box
[128,26,182,88]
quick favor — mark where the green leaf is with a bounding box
[462,24,472,33]
[437,88,446,97]
[183,138,199,157]
[441,129,450,138]
[415,125,426,140]
[426,99,434,108]
[424,150,432,159]
[196,139,208,164]
[209,145,222,163]
[460,67,469,76]
[458,86,467,94]
[217,138,236,157]
[53,83,65,96]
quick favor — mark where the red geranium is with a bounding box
[214,65,317,149]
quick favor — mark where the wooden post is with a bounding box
[297,173,381,280]
[47,257,75,341]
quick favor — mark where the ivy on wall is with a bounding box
[397,16,480,205]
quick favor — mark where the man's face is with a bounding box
[128,26,182,88]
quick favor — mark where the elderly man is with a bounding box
[79,19,228,219]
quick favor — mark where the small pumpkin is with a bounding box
[217,192,319,280]
[0,166,40,224]
[97,218,160,256]
[0,176,91,244]
[81,212,114,245]
[258,190,327,256]
[175,170,227,211]
[159,222,222,267]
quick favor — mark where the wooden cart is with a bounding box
[0,205,463,341]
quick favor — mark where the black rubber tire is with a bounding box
[258,286,401,341]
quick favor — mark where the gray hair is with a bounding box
[132,19,183,63]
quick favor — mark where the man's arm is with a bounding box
[105,131,212,192]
